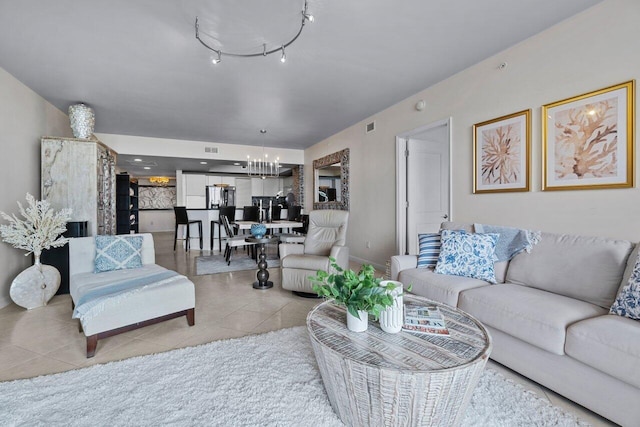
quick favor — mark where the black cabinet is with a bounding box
[116,173,139,234]
[40,221,88,295]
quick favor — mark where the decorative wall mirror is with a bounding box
[313,148,349,210]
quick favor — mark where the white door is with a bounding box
[397,119,451,255]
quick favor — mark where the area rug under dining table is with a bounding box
[0,327,590,426]
[195,254,279,275]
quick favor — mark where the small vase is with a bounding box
[251,223,267,238]
[346,309,368,332]
[68,103,95,139]
[379,280,404,333]
[10,255,61,310]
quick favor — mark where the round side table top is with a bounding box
[307,294,491,372]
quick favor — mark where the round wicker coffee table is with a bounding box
[306,294,492,427]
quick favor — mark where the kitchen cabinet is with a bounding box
[185,174,206,196]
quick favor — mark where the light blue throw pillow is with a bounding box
[94,235,143,273]
[610,252,640,320]
[417,233,441,268]
[435,229,499,283]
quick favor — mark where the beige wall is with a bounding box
[0,67,72,308]
[306,0,640,268]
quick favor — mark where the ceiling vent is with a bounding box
[365,121,376,134]
[204,146,218,153]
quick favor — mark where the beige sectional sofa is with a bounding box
[391,222,640,427]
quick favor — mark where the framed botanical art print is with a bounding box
[542,80,635,191]
[473,109,530,193]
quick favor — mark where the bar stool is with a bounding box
[211,206,236,252]
[173,206,202,251]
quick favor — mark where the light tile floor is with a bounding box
[0,232,616,426]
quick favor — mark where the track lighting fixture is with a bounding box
[195,0,313,64]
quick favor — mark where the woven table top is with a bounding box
[307,294,491,372]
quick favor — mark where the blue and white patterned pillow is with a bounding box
[434,229,499,283]
[610,252,640,320]
[417,233,441,269]
[94,235,143,273]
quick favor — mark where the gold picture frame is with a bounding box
[473,109,531,193]
[542,80,635,191]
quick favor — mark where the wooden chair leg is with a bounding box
[86,335,98,358]
[198,222,203,250]
[187,308,195,326]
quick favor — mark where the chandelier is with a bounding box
[149,176,170,185]
[247,130,280,179]
[195,0,314,65]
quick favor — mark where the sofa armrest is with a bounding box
[390,255,418,280]
[279,243,305,259]
[330,245,349,270]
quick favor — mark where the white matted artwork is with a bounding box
[473,109,530,193]
[542,80,634,191]
[139,186,176,210]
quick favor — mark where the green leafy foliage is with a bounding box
[310,258,403,320]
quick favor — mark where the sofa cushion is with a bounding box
[398,268,490,307]
[417,233,441,268]
[435,230,499,283]
[94,235,143,273]
[506,232,633,308]
[459,284,607,355]
[566,315,640,389]
[610,251,640,320]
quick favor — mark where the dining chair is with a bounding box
[287,205,302,221]
[221,215,257,265]
[173,206,202,251]
[211,206,236,252]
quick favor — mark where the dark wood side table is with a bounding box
[245,235,279,289]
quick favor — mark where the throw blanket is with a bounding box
[474,224,541,262]
[73,271,180,323]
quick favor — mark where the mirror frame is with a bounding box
[313,148,349,211]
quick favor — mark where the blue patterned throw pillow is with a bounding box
[417,233,441,268]
[94,235,144,273]
[610,252,640,320]
[434,229,499,283]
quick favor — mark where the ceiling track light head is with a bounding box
[195,0,313,65]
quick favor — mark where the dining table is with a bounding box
[233,220,303,233]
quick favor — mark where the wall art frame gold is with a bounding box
[542,80,635,191]
[473,109,531,194]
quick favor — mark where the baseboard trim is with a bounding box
[349,255,386,273]
[0,294,12,309]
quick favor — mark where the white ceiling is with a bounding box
[0,0,600,154]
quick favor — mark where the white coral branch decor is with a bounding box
[0,193,72,258]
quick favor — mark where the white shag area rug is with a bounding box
[0,327,589,427]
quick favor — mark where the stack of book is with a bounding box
[402,304,450,336]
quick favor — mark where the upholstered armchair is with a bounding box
[280,210,349,296]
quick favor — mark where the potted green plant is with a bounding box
[310,258,404,332]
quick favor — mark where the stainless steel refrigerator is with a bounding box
[206,186,236,208]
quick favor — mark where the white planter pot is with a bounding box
[379,280,404,333]
[10,256,60,310]
[346,309,368,332]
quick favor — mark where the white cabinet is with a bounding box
[221,176,235,186]
[206,175,221,186]
[185,174,206,196]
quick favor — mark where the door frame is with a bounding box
[396,117,453,255]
